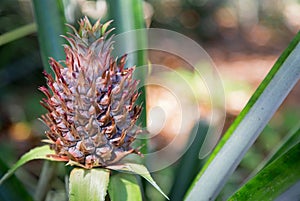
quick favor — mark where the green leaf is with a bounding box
[275,181,300,200]
[169,121,209,201]
[108,173,142,201]
[108,163,169,200]
[0,145,55,185]
[249,126,300,178]
[229,142,300,200]
[185,31,300,200]
[32,0,66,74]
[0,23,37,46]
[0,158,33,201]
[69,168,110,201]
[266,126,300,166]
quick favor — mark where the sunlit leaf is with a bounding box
[265,126,300,166]
[108,173,142,201]
[229,143,300,200]
[185,30,300,200]
[0,145,55,185]
[108,163,169,200]
[69,168,110,201]
[249,126,300,177]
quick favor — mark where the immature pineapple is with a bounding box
[39,17,142,169]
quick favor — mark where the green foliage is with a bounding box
[185,31,300,200]
[0,0,299,200]
[108,173,142,201]
[109,163,169,200]
[229,143,300,200]
[69,168,110,201]
[0,23,37,46]
[169,121,208,201]
[0,145,55,185]
[0,158,33,201]
[265,127,300,166]
[32,0,66,74]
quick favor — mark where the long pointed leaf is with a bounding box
[69,168,110,201]
[185,31,300,200]
[169,121,208,201]
[0,23,37,46]
[266,126,300,166]
[229,142,300,200]
[32,0,66,74]
[0,145,55,185]
[248,126,300,179]
[108,163,169,200]
[0,158,33,201]
[108,173,142,201]
[274,181,300,201]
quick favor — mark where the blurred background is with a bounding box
[0,0,299,200]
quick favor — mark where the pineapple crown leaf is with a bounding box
[65,17,115,46]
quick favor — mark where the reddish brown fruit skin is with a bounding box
[39,17,142,168]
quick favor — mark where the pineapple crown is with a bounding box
[39,17,142,169]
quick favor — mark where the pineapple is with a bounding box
[39,17,142,169]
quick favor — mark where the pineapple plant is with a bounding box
[0,17,168,200]
[39,17,142,168]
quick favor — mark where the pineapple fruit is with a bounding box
[39,17,142,169]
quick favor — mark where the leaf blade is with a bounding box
[69,168,110,201]
[266,126,300,166]
[0,158,33,201]
[185,31,300,200]
[0,23,37,46]
[108,173,142,201]
[32,0,66,74]
[229,142,300,200]
[169,121,208,201]
[0,145,55,185]
[108,163,169,200]
[248,126,300,179]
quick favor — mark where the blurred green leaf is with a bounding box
[108,163,169,200]
[275,181,300,200]
[185,30,300,200]
[169,121,208,201]
[108,173,142,201]
[0,145,55,185]
[248,126,300,180]
[69,168,110,201]
[0,23,37,46]
[229,142,300,200]
[32,0,66,74]
[266,126,300,166]
[0,158,33,201]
